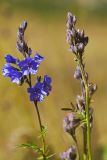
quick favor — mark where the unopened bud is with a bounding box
[67,12,76,29]
[74,65,81,80]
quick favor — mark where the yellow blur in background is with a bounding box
[0,0,107,159]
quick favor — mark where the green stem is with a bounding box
[77,57,92,160]
[83,127,87,159]
[33,101,46,158]
[85,86,92,160]
[74,136,80,160]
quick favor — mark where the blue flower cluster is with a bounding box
[2,53,44,84]
[28,75,52,102]
[2,21,52,102]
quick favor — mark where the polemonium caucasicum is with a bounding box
[27,75,52,102]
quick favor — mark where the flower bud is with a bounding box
[79,30,84,38]
[16,41,28,55]
[16,41,25,53]
[83,36,89,46]
[67,12,76,30]
[88,83,97,96]
[28,48,32,56]
[20,21,27,31]
[74,65,81,80]
[76,95,85,111]
[66,29,73,44]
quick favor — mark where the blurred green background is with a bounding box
[0,0,107,159]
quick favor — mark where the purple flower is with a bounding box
[17,21,30,56]
[67,12,76,30]
[17,21,27,39]
[60,146,77,160]
[76,29,88,47]
[27,75,52,102]
[2,64,22,84]
[66,12,89,55]
[18,53,44,76]
[5,54,18,64]
[66,29,76,44]
[63,113,80,135]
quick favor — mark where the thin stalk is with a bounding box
[85,86,92,160]
[73,135,80,160]
[33,101,46,156]
[28,74,46,159]
[77,57,92,160]
[83,127,87,160]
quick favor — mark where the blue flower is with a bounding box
[5,54,18,64]
[2,64,22,84]
[34,53,44,63]
[18,57,38,75]
[18,53,44,76]
[27,75,52,102]
[3,52,44,85]
[41,75,52,96]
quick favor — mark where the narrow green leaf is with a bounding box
[47,153,56,159]
[61,107,72,111]
[16,143,43,154]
